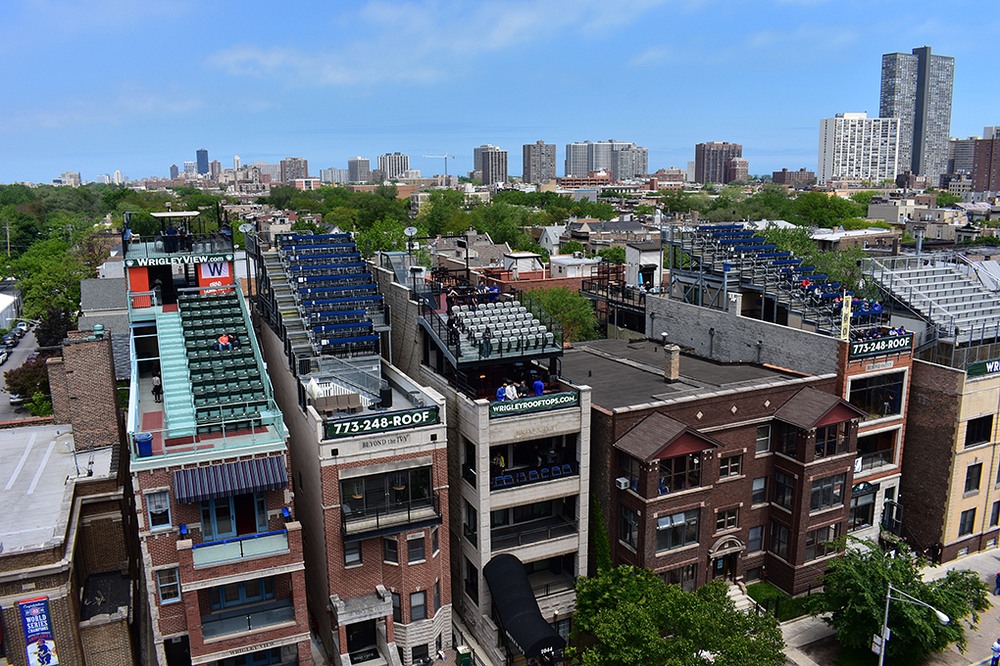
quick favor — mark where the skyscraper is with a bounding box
[169,164,179,179]
[694,142,742,184]
[564,142,590,177]
[972,139,1000,192]
[610,145,649,182]
[478,145,508,186]
[564,140,647,178]
[377,152,410,180]
[522,141,556,184]
[279,157,309,183]
[196,148,209,175]
[880,46,954,184]
[817,113,899,185]
[347,157,371,183]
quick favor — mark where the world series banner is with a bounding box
[18,597,58,665]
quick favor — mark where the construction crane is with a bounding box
[422,155,454,178]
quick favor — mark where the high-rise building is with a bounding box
[210,160,222,180]
[564,140,647,178]
[972,139,1000,192]
[477,145,508,186]
[522,141,557,184]
[196,148,209,175]
[947,137,979,177]
[725,157,749,184]
[694,142,742,184]
[985,126,1000,140]
[772,168,815,186]
[817,112,900,185]
[377,152,410,181]
[610,145,649,182]
[880,46,955,184]
[114,169,123,184]
[252,162,281,182]
[348,157,371,183]
[320,167,350,184]
[279,157,309,183]
[183,161,197,176]
[169,164,179,179]
[234,154,241,171]
[564,142,590,177]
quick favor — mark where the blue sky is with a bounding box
[2,0,997,185]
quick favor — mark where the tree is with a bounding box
[5,358,49,404]
[813,536,989,664]
[570,566,784,666]
[354,217,406,257]
[531,287,598,343]
[35,307,75,349]
[596,247,625,265]
[560,240,587,255]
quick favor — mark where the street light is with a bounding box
[877,582,950,666]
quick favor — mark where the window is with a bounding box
[805,524,841,561]
[147,491,171,529]
[849,492,876,531]
[656,509,699,551]
[211,578,274,610]
[662,563,697,592]
[719,454,742,478]
[814,424,847,458]
[463,501,477,545]
[620,507,639,548]
[384,537,398,564]
[219,648,283,666]
[965,415,993,448]
[773,471,795,510]
[392,592,401,623]
[620,454,641,491]
[410,591,427,621]
[769,521,790,560]
[810,474,846,512]
[715,508,738,532]
[201,496,236,541]
[464,557,479,603]
[434,581,441,611]
[345,541,362,566]
[965,463,983,494]
[848,371,905,419]
[755,424,771,454]
[959,508,976,536]
[157,568,180,604]
[659,453,702,494]
[752,477,767,505]
[408,535,426,563]
[341,466,433,514]
[412,645,429,663]
[991,501,1000,528]
[747,525,763,553]
[431,527,439,554]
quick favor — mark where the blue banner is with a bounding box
[18,597,59,665]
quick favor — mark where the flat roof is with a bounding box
[0,424,114,554]
[560,338,799,410]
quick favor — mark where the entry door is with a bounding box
[713,553,738,580]
[346,620,378,662]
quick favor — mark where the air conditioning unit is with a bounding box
[615,477,630,491]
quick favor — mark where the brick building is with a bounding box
[122,211,310,666]
[253,232,452,666]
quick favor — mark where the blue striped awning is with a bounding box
[173,456,287,504]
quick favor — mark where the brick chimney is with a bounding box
[49,328,122,451]
[664,344,680,382]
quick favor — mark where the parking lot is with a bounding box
[0,326,38,422]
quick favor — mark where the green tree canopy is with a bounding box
[570,566,784,666]
[560,240,587,255]
[596,246,625,265]
[813,536,989,664]
[531,287,598,343]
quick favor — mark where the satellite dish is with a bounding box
[238,223,253,234]
[404,226,419,237]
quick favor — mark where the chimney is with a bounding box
[664,344,680,382]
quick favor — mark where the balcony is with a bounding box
[201,601,295,640]
[341,493,441,540]
[856,448,895,473]
[491,517,578,552]
[490,462,578,492]
[192,530,290,568]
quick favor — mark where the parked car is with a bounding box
[12,327,24,338]
[8,393,24,406]
[2,334,17,348]
[0,350,8,365]
[15,321,29,333]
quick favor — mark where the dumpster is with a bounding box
[136,432,153,457]
[456,646,473,666]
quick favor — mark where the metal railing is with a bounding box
[201,602,295,639]
[490,518,578,551]
[341,493,440,535]
[124,231,234,259]
[856,449,895,472]
[192,530,290,568]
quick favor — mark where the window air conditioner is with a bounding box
[615,477,630,491]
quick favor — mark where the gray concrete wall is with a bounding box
[645,296,840,376]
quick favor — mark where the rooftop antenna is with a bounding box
[422,155,454,178]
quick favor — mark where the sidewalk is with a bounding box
[782,547,1000,666]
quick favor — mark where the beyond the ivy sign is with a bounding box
[324,406,439,439]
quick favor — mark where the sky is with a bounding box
[2,0,998,185]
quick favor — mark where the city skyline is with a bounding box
[2,1,999,184]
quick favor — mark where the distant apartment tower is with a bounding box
[772,168,815,186]
[564,142,590,177]
[694,142,742,184]
[564,140,646,179]
[880,46,955,184]
[183,161,197,176]
[477,145,508,186]
[348,157,371,183]
[725,157,749,183]
[610,145,649,182]
[523,141,557,184]
[196,148,209,175]
[948,137,979,177]
[169,164,179,179]
[210,160,222,180]
[114,169,123,184]
[377,152,410,181]
[972,139,1000,192]
[280,157,309,183]
[320,167,350,184]
[817,112,900,185]
[234,154,241,171]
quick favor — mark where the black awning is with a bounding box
[173,455,287,503]
[483,554,566,659]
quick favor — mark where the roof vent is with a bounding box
[93,324,105,338]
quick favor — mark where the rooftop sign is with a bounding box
[848,333,913,360]
[489,391,579,418]
[125,253,233,267]
[967,359,1000,377]
[324,406,439,440]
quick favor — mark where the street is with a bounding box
[0,327,38,422]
